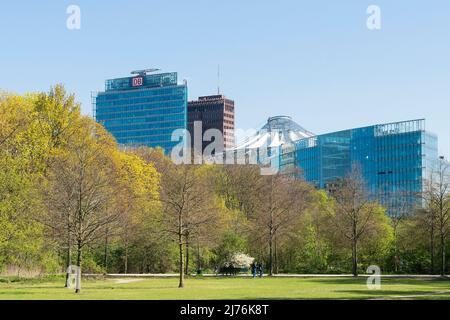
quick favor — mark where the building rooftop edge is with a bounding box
[297,118,435,141]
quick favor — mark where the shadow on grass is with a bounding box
[0,291,35,295]
[236,290,448,300]
[338,290,434,296]
[229,296,385,300]
[340,290,450,300]
[305,277,450,287]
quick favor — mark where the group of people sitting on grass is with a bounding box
[250,262,264,278]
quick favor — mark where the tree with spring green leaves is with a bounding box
[251,174,309,276]
[45,116,122,293]
[32,85,82,285]
[159,163,221,288]
[331,165,393,276]
[0,92,56,275]
[113,150,160,274]
[422,158,450,276]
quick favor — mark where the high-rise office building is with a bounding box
[232,117,438,215]
[188,95,235,153]
[279,119,438,215]
[94,70,187,154]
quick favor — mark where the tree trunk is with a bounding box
[75,240,82,293]
[179,232,184,288]
[124,243,128,274]
[440,232,446,276]
[430,223,435,274]
[393,226,399,273]
[352,219,358,276]
[64,229,72,288]
[103,228,109,273]
[268,227,273,276]
[178,211,184,288]
[185,233,189,276]
[352,239,358,277]
[274,234,278,274]
[196,241,201,273]
[268,176,274,277]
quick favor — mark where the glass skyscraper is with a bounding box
[94,70,187,153]
[279,119,438,215]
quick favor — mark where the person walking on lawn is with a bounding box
[257,262,263,278]
[251,262,257,278]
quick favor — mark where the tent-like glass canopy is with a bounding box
[234,116,315,150]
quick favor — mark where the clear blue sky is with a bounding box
[1,1,449,157]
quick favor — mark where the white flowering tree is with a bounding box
[227,253,254,269]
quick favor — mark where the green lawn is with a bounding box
[0,276,450,300]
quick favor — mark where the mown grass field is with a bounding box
[0,276,449,300]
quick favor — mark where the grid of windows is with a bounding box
[280,119,438,216]
[94,72,187,154]
[188,95,235,152]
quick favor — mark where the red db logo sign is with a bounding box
[132,77,143,87]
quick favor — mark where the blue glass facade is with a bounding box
[280,119,438,215]
[94,72,187,153]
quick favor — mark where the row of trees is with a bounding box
[1,86,449,292]
[0,86,160,291]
